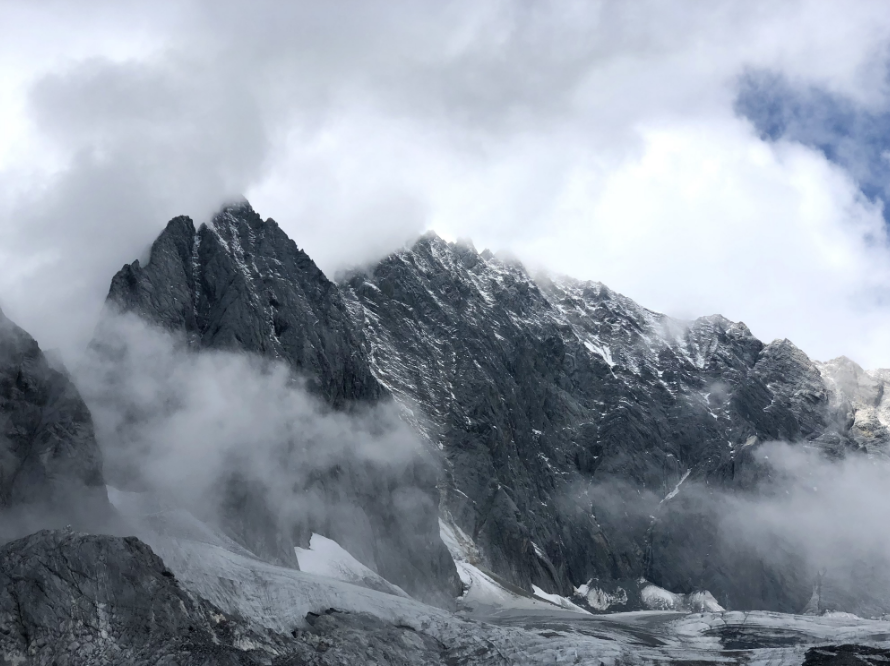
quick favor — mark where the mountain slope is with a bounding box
[92,202,459,607]
[341,233,868,612]
[0,529,287,665]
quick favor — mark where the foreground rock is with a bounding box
[0,308,113,540]
[4,527,890,665]
[0,530,285,665]
[802,644,890,665]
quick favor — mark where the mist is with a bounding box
[583,440,890,615]
[76,311,440,577]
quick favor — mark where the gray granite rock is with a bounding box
[105,201,382,407]
[0,529,287,665]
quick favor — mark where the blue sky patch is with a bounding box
[735,70,890,221]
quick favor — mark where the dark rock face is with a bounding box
[0,530,286,665]
[340,233,860,612]
[0,308,112,539]
[802,644,890,666]
[106,201,382,407]
[96,202,460,608]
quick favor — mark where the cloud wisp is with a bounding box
[78,311,438,574]
[582,440,890,615]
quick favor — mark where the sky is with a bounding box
[2,1,890,368]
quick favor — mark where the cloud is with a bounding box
[78,311,434,570]
[736,69,890,216]
[579,440,890,614]
[719,442,890,615]
[1,1,890,368]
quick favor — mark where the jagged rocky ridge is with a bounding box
[93,201,459,608]
[0,307,113,540]
[95,201,890,616]
[341,232,890,613]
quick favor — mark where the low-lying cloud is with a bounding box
[584,440,890,615]
[77,311,437,572]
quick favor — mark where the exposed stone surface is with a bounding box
[341,233,868,612]
[0,307,112,539]
[105,201,382,407]
[817,357,890,454]
[96,202,459,608]
[0,530,285,665]
[91,202,887,614]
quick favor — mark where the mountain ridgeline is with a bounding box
[95,201,888,614]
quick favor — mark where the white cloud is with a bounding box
[1,0,890,367]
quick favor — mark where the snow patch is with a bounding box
[295,533,409,598]
[662,469,691,503]
[641,583,724,612]
[641,584,684,610]
[531,585,590,613]
[583,339,615,367]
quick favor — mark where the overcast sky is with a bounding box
[2,1,890,368]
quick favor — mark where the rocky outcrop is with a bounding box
[94,202,460,608]
[0,529,290,665]
[340,233,861,612]
[817,356,890,453]
[90,203,885,614]
[105,200,382,407]
[0,307,112,540]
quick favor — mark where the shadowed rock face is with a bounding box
[95,202,460,608]
[0,308,112,539]
[340,233,866,612]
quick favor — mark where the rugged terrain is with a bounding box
[341,231,889,613]
[4,521,890,666]
[93,201,890,615]
[2,200,890,663]
[91,201,459,607]
[0,307,114,540]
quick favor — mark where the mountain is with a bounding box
[6,200,890,663]
[93,201,460,608]
[93,201,890,615]
[341,232,888,613]
[105,200,382,407]
[0,307,113,539]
